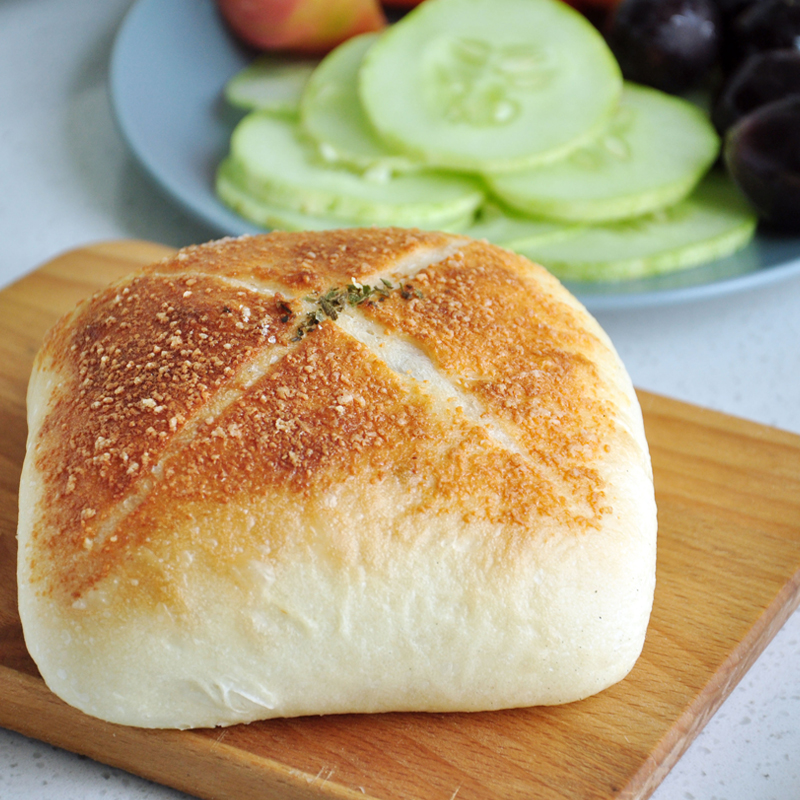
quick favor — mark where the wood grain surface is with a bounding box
[1,241,799,800]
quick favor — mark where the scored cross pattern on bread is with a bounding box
[17,228,656,729]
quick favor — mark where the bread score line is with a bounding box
[17,228,657,729]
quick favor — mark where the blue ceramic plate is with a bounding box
[109,0,800,311]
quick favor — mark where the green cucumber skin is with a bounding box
[490,172,702,225]
[217,157,479,233]
[358,0,622,173]
[217,161,347,231]
[523,223,756,282]
[462,203,583,249]
[299,33,419,173]
[486,83,721,223]
[227,113,484,225]
[226,153,483,227]
[518,173,758,282]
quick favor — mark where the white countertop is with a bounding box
[1,1,798,798]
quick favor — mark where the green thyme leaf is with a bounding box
[289,278,424,341]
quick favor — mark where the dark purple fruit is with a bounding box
[725,0,800,73]
[712,0,757,24]
[724,95,800,231]
[605,0,721,94]
[712,49,800,134]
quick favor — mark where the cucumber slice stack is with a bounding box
[517,172,759,281]
[217,158,476,233]
[461,203,583,250]
[485,83,720,223]
[216,0,757,283]
[221,112,483,228]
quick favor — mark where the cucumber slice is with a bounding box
[224,56,318,115]
[358,0,622,172]
[217,159,346,231]
[217,158,476,232]
[486,83,720,222]
[222,112,484,226]
[300,33,419,174]
[517,172,758,282]
[462,203,583,248]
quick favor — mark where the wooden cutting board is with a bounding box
[1,241,799,800]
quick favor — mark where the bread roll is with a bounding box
[17,228,656,729]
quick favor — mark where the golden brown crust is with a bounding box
[29,230,625,604]
[144,228,459,291]
[86,322,569,609]
[19,228,657,728]
[362,240,616,526]
[31,272,298,598]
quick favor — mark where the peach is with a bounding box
[218,0,387,55]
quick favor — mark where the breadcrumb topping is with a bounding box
[145,228,457,291]
[34,273,298,596]
[362,240,614,524]
[30,229,621,602]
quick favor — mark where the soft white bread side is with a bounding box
[17,228,656,729]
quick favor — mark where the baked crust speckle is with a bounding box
[17,229,656,729]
